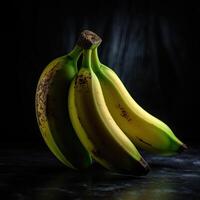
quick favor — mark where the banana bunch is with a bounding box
[35,30,187,175]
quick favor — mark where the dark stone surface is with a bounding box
[1,144,200,200]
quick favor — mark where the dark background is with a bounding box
[3,1,199,147]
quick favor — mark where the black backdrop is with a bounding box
[3,1,199,146]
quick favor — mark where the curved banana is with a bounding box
[91,47,187,155]
[68,47,150,175]
[35,44,92,169]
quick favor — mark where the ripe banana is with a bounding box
[68,44,150,175]
[91,46,187,156]
[35,43,92,169]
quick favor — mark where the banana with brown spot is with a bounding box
[91,46,187,156]
[35,43,92,169]
[68,48,150,175]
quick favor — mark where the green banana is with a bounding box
[35,41,92,169]
[91,46,187,156]
[68,35,150,175]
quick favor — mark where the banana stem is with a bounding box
[91,47,101,71]
[82,49,92,69]
[68,45,83,63]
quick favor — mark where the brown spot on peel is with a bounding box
[117,104,132,122]
[75,73,92,91]
[136,136,152,147]
[35,63,60,130]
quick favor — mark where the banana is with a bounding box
[35,42,92,169]
[91,46,187,156]
[68,40,150,175]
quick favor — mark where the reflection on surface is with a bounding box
[113,175,174,200]
[31,167,200,200]
[1,146,200,200]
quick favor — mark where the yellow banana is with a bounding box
[35,41,92,169]
[91,46,187,156]
[68,45,150,175]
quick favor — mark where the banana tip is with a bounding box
[138,158,150,175]
[177,143,188,153]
